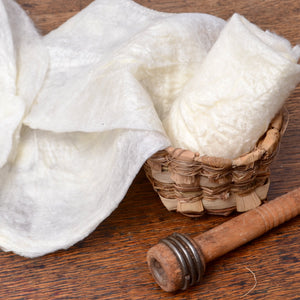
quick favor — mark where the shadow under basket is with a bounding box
[144,109,288,217]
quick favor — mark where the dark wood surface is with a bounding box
[1,0,299,299]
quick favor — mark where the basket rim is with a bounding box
[162,107,288,168]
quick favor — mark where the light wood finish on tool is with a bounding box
[197,188,300,263]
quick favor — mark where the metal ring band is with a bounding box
[160,233,204,290]
[173,233,204,283]
[159,238,190,290]
[168,236,197,286]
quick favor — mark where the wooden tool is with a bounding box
[147,188,300,292]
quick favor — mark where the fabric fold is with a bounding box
[0,0,48,167]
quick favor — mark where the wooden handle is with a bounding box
[147,188,300,292]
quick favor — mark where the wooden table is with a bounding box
[1,0,299,299]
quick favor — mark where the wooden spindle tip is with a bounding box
[147,242,183,292]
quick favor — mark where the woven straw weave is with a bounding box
[144,109,287,217]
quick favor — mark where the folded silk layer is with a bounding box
[163,13,300,159]
[0,0,225,257]
[0,0,48,168]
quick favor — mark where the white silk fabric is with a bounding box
[0,0,225,257]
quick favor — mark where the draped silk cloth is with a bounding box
[0,0,225,257]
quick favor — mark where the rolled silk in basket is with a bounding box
[0,0,228,257]
[163,13,300,159]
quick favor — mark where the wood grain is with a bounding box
[1,0,299,299]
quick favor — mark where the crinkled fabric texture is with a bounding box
[163,13,300,159]
[0,0,225,257]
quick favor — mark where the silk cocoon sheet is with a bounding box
[163,13,300,159]
[0,0,225,257]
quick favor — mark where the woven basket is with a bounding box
[144,109,288,217]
